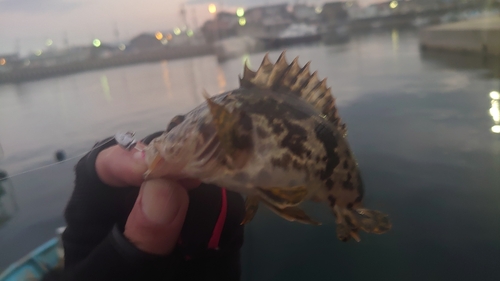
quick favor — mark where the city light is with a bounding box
[173,27,181,35]
[236,7,245,17]
[208,3,216,14]
[161,38,168,45]
[490,100,500,122]
[166,33,173,40]
[24,59,30,66]
[155,32,163,40]
[93,39,101,47]
[0,58,5,66]
[490,91,500,134]
[35,50,42,56]
[186,29,194,37]
[390,1,399,9]
[46,39,53,46]
[239,17,246,26]
[118,44,126,51]
[315,7,323,14]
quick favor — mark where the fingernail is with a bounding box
[141,179,181,224]
[133,150,145,159]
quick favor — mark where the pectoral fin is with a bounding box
[256,186,308,207]
[242,186,320,225]
[202,90,253,169]
[241,195,260,225]
[261,199,321,226]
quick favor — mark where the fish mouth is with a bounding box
[144,127,224,180]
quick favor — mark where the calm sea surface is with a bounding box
[0,30,499,280]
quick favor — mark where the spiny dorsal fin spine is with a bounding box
[243,62,256,79]
[311,81,332,104]
[240,60,256,88]
[301,71,320,99]
[252,53,274,86]
[281,57,301,89]
[308,78,328,104]
[290,62,311,92]
[267,51,289,89]
[239,51,346,134]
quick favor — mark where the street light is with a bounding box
[0,58,5,66]
[209,3,216,14]
[155,32,163,40]
[46,39,53,46]
[236,7,244,17]
[390,1,398,9]
[239,17,246,26]
[93,39,101,47]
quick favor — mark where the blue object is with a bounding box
[0,238,61,281]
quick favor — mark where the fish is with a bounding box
[143,51,391,242]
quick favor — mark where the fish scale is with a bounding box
[143,51,392,242]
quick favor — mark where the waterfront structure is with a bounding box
[419,15,500,56]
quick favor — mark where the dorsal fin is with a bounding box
[239,51,346,136]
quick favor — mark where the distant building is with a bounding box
[321,2,350,23]
[0,53,22,72]
[245,3,294,27]
[128,33,164,51]
[25,47,93,67]
[293,4,320,23]
[201,12,239,43]
[240,4,295,37]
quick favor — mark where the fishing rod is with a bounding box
[0,132,140,181]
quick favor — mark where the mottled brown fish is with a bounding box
[143,51,391,242]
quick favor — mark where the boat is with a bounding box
[318,21,350,44]
[214,36,263,62]
[0,227,65,281]
[258,23,321,49]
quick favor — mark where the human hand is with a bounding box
[95,144,200,255]
[95,143,148,187]
[124,179,189,255]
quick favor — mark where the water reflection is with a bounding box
[391,28,399,53]
[241,53,252,69]
[160,60,172,98]
[1,31,500,279]
[216,66,227,93]
[491,91,500,133]
[100,75,112,102]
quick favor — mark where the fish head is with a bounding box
[144,94,254,181]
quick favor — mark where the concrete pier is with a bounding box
[419,15,500,56]
[0,44,215,85]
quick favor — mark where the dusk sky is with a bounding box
[0,0,385,55]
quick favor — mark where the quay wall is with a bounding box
[0,44,214,85]
[419,16,500,56]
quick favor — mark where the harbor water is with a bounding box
[0,30,499,280]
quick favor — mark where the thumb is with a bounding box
[124,179,189,255]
